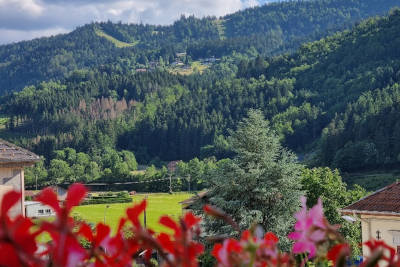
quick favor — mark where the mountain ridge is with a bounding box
[1,1,400,184]
[0,0,399,92]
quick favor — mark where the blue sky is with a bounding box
[0,0,276,45]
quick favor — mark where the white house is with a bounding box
[25,201,55,218]
[342,181,400,257]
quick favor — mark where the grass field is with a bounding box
[94,28,138,48]
[73,192,193,233]
[214,19,226,40]
[168,61,209,75]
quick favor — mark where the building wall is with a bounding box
[361,214,400,256]
[0,167,24,217]
[25,203,55,218]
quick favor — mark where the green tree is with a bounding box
[64,148,77,165]
[49,159,72,184]
[53,150,66,161]
[301,167,366,255]
[84,161,101,182]
[187,158,204,191]
[71,164,85,183]
[24,157,48,188]
[76,152,90,167]
[144,165,157,179]
[113,162,130,178]
[120,150,138,171]
[197,109,303,249]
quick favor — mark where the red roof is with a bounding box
[342,182,400,215]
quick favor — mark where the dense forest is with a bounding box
[0,0,398,92]
[1,0,400,187]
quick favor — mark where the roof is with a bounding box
[24,201,43,206]
[0,140,40,166]
[342,181,400,216]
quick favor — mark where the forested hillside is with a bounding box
[236,8,400,171]
[0,0,398,92]
[1,2,400,186]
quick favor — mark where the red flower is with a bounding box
[327,243,350,266]
[126,200,146,228]
[35,184,88,266]
[264,232,279,244]
[212,239,242,267]
[362,239,397,266]
[160,215,182,236]
[4,184,395,267]
[0,191,42,267]
[79,222,113,266]
[158,213,204,267]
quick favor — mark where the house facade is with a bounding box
[0,139,40,217]
[342,182,400,257]
[25,201,55,218]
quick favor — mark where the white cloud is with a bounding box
[243,0,260,8]
[0,0,264,44]
[0,0,43,16]
[0,27,69,44]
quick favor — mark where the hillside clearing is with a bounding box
[168,61,208,75]
[94,28,138,48]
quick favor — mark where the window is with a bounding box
[38,210,44,214]
[46,209,51,214]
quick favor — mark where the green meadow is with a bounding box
[73,192,193,233]
[94,28,138,48]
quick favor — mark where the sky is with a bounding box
[0,0,273,45]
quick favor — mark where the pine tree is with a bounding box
[197,109,303,249]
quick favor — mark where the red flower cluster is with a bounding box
[212,230,293,267]
[1,183,400,267]
[0,191,41,267]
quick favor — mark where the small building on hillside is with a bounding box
[176,52,187,58]
[342,182,400,256]
[25,201,55,218]
[0,139,40,217]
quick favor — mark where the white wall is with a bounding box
[361,214,400,256]
[25,203,55,218]
[0,167,24,217]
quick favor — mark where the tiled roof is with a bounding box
[0,139,40,165]
[342,182,400,215]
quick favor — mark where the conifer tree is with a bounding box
[198,109,303,249]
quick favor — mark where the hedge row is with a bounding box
[81,197,132,205]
